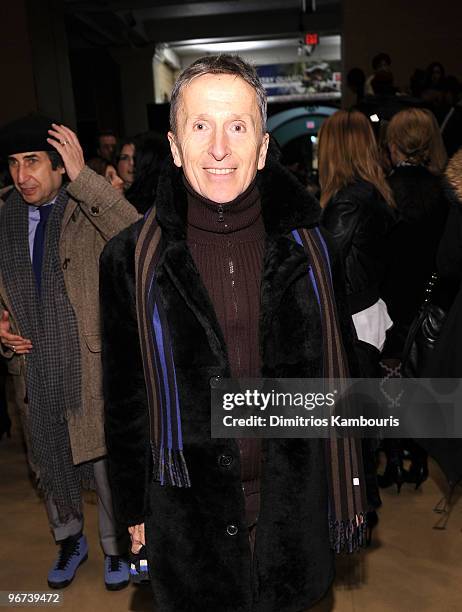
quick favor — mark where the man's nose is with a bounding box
[209,129,230,161]
[17,164,29,185]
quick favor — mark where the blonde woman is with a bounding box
[381,108,454,490]
[382,108,450,360]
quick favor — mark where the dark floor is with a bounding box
[1,415,462,612]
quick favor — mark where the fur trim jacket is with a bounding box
[437,149,462,280]
[100,156,357,612]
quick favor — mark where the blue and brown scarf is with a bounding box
[135,207,367,552]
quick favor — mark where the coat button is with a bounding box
[218,454,233,468]
[91,206,99,215]
[209,375,222,387]
[226,524,238,536]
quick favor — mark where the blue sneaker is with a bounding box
[104,555,129,591]
[48,534,88,589]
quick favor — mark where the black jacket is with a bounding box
[424,148,462,378]
[381,165,451,358]
[418,150,462,487]
[100,156,357,612]
[321,180,395,315]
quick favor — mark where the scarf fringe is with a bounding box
[152,443,191,487]
[329,513,367,553]
[36,480,84,524]
[35,462,95,522]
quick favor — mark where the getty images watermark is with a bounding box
[210,378,462,438]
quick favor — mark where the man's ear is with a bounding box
[257,132,270,170]
[168,132,182,168]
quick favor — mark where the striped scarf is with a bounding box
[135,209,190,488]
[135,209,367,552]
[292,227,367,552]
[0,187,93,521]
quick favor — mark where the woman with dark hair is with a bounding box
[125,131,170,214]
[116,138,136,192]
[319,110,396,538]
[86,156,124,193]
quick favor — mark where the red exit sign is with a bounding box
[305,33,319,45]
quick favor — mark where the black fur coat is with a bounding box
[100,156,357,612]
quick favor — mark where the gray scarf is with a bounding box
[0,186,93,521]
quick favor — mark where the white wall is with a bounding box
[175,36,341,69]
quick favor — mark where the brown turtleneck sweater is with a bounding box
[186,178,263,527]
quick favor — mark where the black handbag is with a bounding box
[401,272,447,378]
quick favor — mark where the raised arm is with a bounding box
[47,123,140,241]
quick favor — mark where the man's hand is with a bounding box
[128,523,145,554]
[47,124,85,182]
[0,310,32,354]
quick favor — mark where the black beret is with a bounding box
[0,113,58,157]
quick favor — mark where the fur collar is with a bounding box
[154,153,321,240]
[445,148,462,204]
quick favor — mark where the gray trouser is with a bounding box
[45,458,121,555]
